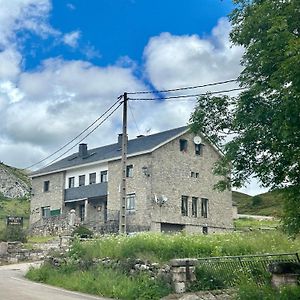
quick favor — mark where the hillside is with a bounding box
[0,163,31,230]
[0,163,31,198]
[233,190,284,217]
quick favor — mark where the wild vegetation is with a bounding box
[26,231,300,299]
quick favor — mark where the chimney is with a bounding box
[118,134,123,148]
[79,143,88,157]
[118,133,128,148]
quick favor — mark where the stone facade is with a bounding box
[30,172,65,225]
[30,129,233,234]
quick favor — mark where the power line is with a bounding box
[128,102,141,135]
[128,87,245,101]
[127,78,238,95]
[25,99,121,170]
[39,102,122,169]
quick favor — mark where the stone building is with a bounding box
[30,126,233,234]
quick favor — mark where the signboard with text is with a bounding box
[6,216,23,226]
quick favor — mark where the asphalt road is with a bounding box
[0,262,112,300]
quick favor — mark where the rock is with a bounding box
[0,163,30,198]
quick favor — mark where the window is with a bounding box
[195,172,199,178]
[89,172,96,184]
[101,170,108,182]
[68,177,75,188]
[180,139,188,152]
[191,172,195,178]
[43,180,50,192]
[181,195,188,216]
[192,197,198,217]
[126,165,133,178]
[126,193,136,211]
[41,206,50,217]
[201,198,208,218]
[79,175,85,186]
[191,172,199,178]
[202,226,208,235]
[195,144,202,155]
[79,204,85,221]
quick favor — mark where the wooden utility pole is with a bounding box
[119,92,128,234]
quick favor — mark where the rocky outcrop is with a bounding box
[0,163,31,198]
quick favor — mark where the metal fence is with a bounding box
[195,253,300,289]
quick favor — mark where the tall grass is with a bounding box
[26,264,171,300]
[72,231,300,263]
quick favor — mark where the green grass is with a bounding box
[69,231,300,263]
[234,218,280,230]
[0,198,30,231]
[26,264,171,300]
[233,190,285,217]
[26,231,300,299]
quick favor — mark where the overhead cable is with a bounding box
[128,87,246,101]
[127,78,238,95]
[25,99,121,170]
[38,102,122,169]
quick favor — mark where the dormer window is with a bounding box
[180,139,188,152]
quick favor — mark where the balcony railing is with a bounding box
[65,182,108,201]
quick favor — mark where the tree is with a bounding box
[190,0,300,234]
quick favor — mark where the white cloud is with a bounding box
[63,30,81,48]
[0,0,56,47]
[143,18,243,92]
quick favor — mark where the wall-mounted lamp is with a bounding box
[142,166,150,177]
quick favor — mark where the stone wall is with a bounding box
[0,241,46,265]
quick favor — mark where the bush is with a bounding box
[71,225,93,238]
[0,225,27,242]
[252,195,263,207]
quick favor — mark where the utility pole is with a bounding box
[119,92,128,234]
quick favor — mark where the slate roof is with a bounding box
[31,126,189,177]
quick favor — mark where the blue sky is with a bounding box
[24,0,233,70]
[0,0,266,195]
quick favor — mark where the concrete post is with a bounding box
[170,258,198,293]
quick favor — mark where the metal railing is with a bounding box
[195,253,300,289]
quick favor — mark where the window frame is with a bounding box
[192,197,198,217]
[180,139,188,152]
[195,143,202,155]
[68,177,75,188]
[41,206,50,218]
[201,198,208,218]
[79,175,85,186]
[89,172,96,184]
[43,180,50,192]
[126,193,136,212]
[100,170,108,183]
[181,195,188,216]
[126,165,133,178]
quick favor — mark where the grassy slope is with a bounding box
[0,163,31,230]
[233,190,284,217]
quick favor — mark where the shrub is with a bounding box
[71,225,93,238]
[252,195,263,207]
[0,225,27,242]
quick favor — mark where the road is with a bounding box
[0,262,112,300]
